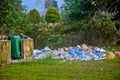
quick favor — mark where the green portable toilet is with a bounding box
[10,35,21,59]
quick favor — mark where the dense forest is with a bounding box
[0,0,120,49]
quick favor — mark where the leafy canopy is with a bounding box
[45,7,61,23]
[27,9,41,24]
[0,0,26,34]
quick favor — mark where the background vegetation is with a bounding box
[0,0,120,49]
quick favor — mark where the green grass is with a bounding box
[0,57,120,80]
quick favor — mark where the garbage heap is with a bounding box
[33,44,118,61]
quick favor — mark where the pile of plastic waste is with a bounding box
[33,44,118,61]
[33,47,52,59]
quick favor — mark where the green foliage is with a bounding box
[62,0,120,21]
[45,7,61,24]
[0,0,26,34]
[62,13,119,46]
[96,0,120,20]
[47,24,63,48]
[53,0,58,9]
[27,9,41,24]
[48,34,63,49]
[24,22,64,49]
[82,13,119,45]
[45,0,58,9]
[0,0,119,48]
[60,0,120,46]
[24,22,49,48]
[62,0,102,21]
[48,34,60,42]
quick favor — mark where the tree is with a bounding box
[0,0,26,34]
[44,0,58,9]
[27,9,41,25]
[45,7,61,25]
[53,0,58,9]
[94,0,120,20]
[61,0,120,45]
[63,0,120,21]
[25,9,42,48]
[83,13,118,45]
[62,0,99,21]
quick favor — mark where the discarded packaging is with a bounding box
[33,44,116,61]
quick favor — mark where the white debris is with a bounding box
[33,44,115,61]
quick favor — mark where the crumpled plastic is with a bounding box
[33,45,116,61]
[33,46,52,59]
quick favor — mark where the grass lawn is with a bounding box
[0,57,120,80]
